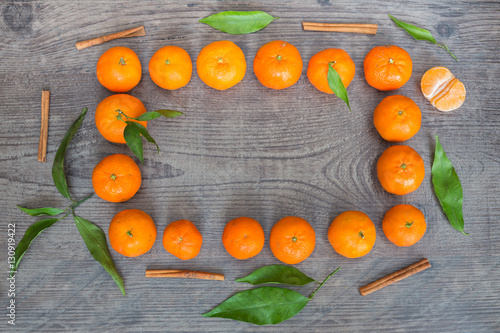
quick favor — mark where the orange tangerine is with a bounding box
[421,66,466,112]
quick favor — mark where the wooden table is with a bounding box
[1,1,499,331]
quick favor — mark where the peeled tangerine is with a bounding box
[421,67,466,112]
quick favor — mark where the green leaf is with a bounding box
[127,121,159,153]
[236,265,318,286]
[199,11,278,35]
[388,14,458,61]
[17,206,65,217]
[52,107,88,200]
[432,136,467,235]
[73,212,126,295]
[123,122,144,164]
[11,216,66,275]
[202,287,309,325]
[327,64,351,112]
[133,110,184,121]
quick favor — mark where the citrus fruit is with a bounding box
[382,204,426,247]
[196,40,246,90]
[377,145,425,195]
[149,45,192,90]
[328,210,376,258]
[109,209,157,257]
[373,95,421,142]
[96,46,142,93]
[92,154,141,203]
[253,40,303,90]
[307,48,355,94]
[421,66,466,112]
[222,217,264,260]
[162,220,203,260]
[95,94,147,144]
[269,216,315,264]
[364,45,412,91]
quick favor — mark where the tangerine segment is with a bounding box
[222,217,265,260]
[382,204,426,247]
[162,220,202,260]
[149,45,192,90]
[109,209,157,257]
[253,40,303,90]
[364,45,412,91]
[95,94,147,144]
[328,211,376,258]
[307,48,355,94]
[373,95,421,142]
[421,66,466,112]
[377,145,425,195]
[96,46,142,93]
[269,216,315,265]
[92,154,142,203]
[196,40,246,90]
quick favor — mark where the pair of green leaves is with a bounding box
[388,14,458,61]
[15,108,125,295]
[199,11,278,34]
[432,136,467,235]
[120,109,183,164]
[203,265,340,325]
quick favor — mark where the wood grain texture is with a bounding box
[0,0,499,332]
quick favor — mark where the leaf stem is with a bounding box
[309,267,340,300]
[71,193,94,211]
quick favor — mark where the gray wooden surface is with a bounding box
[1,0,499,332]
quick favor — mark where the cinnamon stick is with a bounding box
[303,22,378,35]
[37,90,50,162]
[75,26,145,50]
[145,269,225,281]
[359,258,431,296]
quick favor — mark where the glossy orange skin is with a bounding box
[162,220,202,260]
[364,45,412,91]
[421,66,466,112]
[328,211,376,258]
[92,154,141,203]
[377,145,425,195]
[95,94,147,144]
[307,48,355,94]
[196,41,246,90]
[149,45,192,90]
[96,46,142,93]
[269,216,315,265]
[254,40,303,90]
[109,209,157,257]
[382,204,426,247]
[373,95,421,142]
[222,217,264,260]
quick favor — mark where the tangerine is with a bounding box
[196,40,246,90]
[109,209,157,257]
[269,216,315,265]
[364,45,412,91]
[328,210,376,258]
[382,204,426,247]
[222,217,264,260]
[421,66,466,112]
[149,45,192,90]
[373,95,421,142]
[307,48,355,94]
[162,220,203,260]
[92,154,141,203]
[377,145,425,195]
[253,40,303,90]
[96,46,142,93]
[95,94,147,144]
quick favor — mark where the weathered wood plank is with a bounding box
[1,0,499,331]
